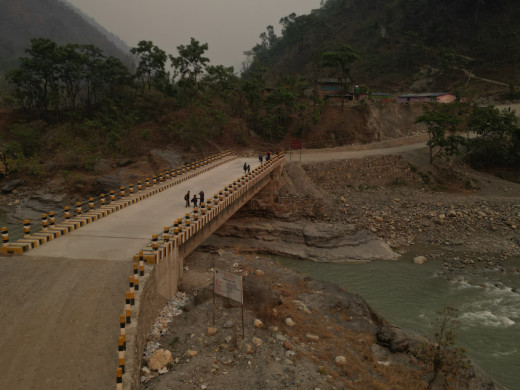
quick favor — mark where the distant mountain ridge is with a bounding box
[0,0,129,74]
[247,0,520,92]
[60,0,131,55]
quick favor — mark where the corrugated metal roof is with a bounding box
[397,92,452,98]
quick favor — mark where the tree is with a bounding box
[414,306,469,389]
[415,106,466,164]
[130,40,168,90]
[6,38,59,110]
[466,105,520,168]
[322,45,359,110]
[202,65,238,97]
[170,38,209,86]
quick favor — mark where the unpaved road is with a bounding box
[290,133,430,164]
[0,257,128,389]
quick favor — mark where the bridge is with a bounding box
[0,152,285,390]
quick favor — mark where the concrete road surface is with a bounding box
[0,157,260,390]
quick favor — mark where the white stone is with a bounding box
[252,337,263,347]
[254,319,264,328]
[335,355,347,366]
[413,256,428,265]
[255,269,265,276]
[207,327,218,336]
[285,318,296,327]
[306,333,320,341]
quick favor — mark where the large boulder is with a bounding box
[1,179,25,194]
[9,191,67,222]
[376,323,422,353]
[148,349,173,371]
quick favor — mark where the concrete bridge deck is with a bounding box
[0,154,283,390]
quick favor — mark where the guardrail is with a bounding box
[116,151,286,389]
[1,151,235,255]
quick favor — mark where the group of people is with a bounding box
[243,162,251,174]
[184,190,204,208]
[258,150,272,164]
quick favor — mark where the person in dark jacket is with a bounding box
[184,191,190,207]
[199,190,205,205]
[243,162,247,173]
[191,194,198,208]
[259,154,263,164]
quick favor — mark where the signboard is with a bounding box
[214,269,243,304]
[291,140,302,150]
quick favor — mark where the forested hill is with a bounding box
[247,0,520,91]
[0,0,128,74]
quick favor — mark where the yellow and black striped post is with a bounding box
[125,291,131,309]
[64,206,70,220]
[139,251,144,276]
[76,202,82,216]
[41,214,48,231]
[134,276,139,291]
[116,367,123,390]
[24,220,31,238]
[120,313,125,332]
[119,356,125,375]
[88,197,94,211]
[120,186,125,199]
[145,178,150,188]
[49,211,55,228]
[129,276,134,291]
[137,181,142,191]
[152,176,157,186]
[129,184,134,195]
[125,309,131,324]
[1,227,8,247]
[118,334,126,351]
[100,194,106,206]
[151,235,158,262]
[110,190,115,202]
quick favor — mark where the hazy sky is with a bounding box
[66,0,322,71]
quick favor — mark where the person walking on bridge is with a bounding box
[184,191,190,207]
[199,190,205,205]
[243,162,247,173]
[191,194,198,208]
[259,154,263,164]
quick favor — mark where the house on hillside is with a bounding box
[397,92,456,104]
[315,78,354,101]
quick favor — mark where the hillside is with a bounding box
[0,0,128,75]
[248,0,520,93]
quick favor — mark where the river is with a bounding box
[276,254,520,390]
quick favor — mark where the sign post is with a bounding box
[213,269,244,338]
[291,140,302,162]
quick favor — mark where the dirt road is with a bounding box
[290,133,430,164]
[0,256,128,389]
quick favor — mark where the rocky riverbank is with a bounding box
[137,153,517,389]
[139,249,501,390]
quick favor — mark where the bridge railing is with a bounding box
[1,151,235,254]
[116,151,286,388]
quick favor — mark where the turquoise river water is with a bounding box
[276,255,520,390]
